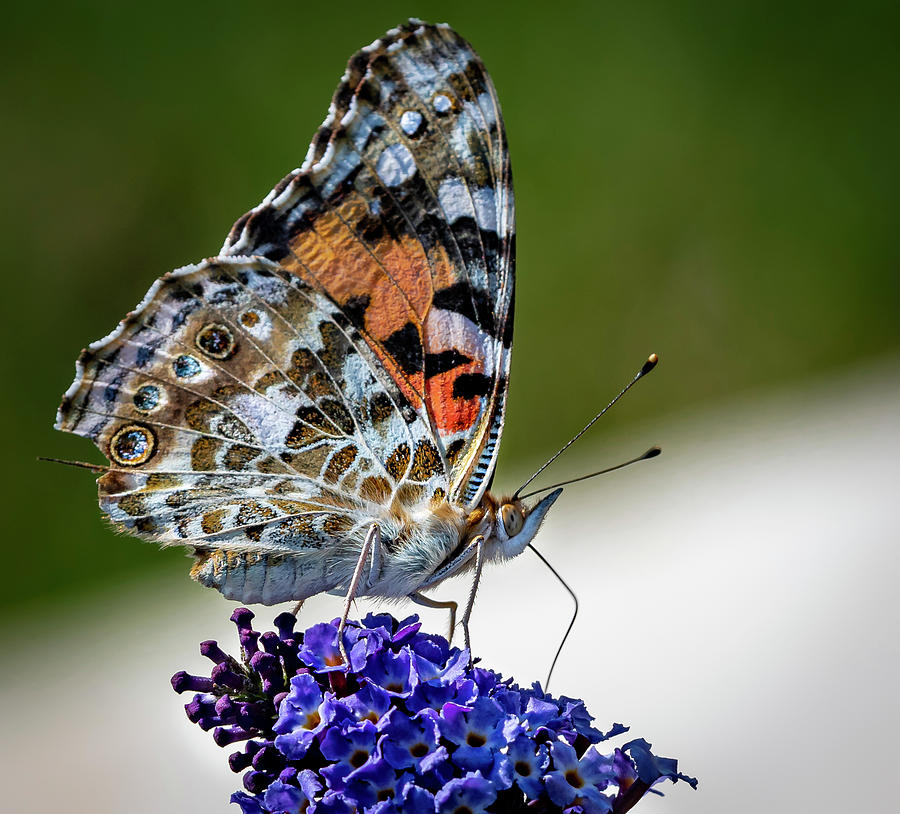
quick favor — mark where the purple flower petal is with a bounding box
[315,791,356,814]
[319,720,379,791]
[345,681,392,725]
[545,741,617,813]
[272,673,325,749]
[344,758,404,808]
[262,779,309,814]
[434,773,497,814]
[438,697,506,771]
[230,791,266,814]
[379,708,439,770]
[624,738,699,789]
[361,648,415,696]
[297,622,345,672]
[508,733,549,797]
[399,782,436,814]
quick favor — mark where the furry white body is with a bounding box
[192,489,561,605]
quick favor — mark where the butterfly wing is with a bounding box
[55,20,513,602]
[223,20,514,509]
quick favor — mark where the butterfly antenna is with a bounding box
[38,456,107,473]
[514,353,658,499]
[528,543,577,691]
[517,447,660,501]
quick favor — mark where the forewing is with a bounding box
[223,20,514,509]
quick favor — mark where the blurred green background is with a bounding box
[3,0,897,612]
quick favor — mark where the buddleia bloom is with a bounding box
[172,610,696,813]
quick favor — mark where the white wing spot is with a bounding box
[400,110,423,136]
[433,94,452,114]
[376,143,417,187]
[340,96,359,127]
[438,177,498,233]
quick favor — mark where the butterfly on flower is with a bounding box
[55,20,655,654]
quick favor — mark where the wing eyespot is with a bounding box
[109,424,156,467]
[195,323,237,360]
[173,354,202,378]
[133,384,161,413]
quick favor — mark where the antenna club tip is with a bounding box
[640,353,659,376]
[645,446,662,459]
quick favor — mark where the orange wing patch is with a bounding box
[423,307,492,436]
[285,192,465,420]
[285,197,420,341]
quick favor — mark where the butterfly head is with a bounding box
[492,488,563,559]
[422,488,562,590]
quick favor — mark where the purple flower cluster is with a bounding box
[172,609,695,813]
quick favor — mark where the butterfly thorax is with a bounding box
[368,492,469,593]
[349,491,529,599]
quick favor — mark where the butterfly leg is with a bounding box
[291,599,305,618]
[408,592,458,643]
[460,535,486,663]
[337,523,380,664]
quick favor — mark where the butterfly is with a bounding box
[55,20,600,654]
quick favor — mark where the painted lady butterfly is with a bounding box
[55,20,568,649]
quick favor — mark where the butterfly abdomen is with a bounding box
[191,549,331,605]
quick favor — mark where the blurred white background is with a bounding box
[3,357,897,813]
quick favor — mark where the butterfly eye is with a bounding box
[501,504,524,537]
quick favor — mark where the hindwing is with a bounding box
[55,256,444,560]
